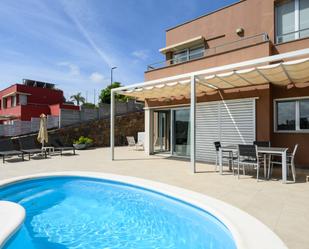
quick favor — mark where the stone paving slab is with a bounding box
[0,147,308,249]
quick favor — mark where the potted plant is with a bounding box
[73,136,94,150]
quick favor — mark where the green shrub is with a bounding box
[74,136,93,145]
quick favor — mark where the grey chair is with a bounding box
[0,139,24,163]
[237,144,260,181]
[50,136,76,155]
[269,144,298,182]
[253,141,270,147]
[254,141,271,176]
[19,136,47,160]
[214,141,237,173]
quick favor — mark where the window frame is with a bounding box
[172,45,205,65]
[275,0,309,44]
[172,48,189,64]
[189,45,205,60]
[274,96,309,133]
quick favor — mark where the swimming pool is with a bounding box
[0,176,236,249]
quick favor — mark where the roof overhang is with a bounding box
[2,92,31,98]
[115,48,309,101]
[159,36,205,54]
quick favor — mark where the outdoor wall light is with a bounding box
[236,27,244,36]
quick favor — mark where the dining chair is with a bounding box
[253,141,271,177]
[269,144,298,182]
[253,141,271,147]
[214,141,237,173]
[237,144,260,181]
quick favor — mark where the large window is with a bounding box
[276,98,309,131]
[172,46,204,64]
[276,0,309,43]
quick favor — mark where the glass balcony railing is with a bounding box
[276,27,309,44]
[147,33,270,71]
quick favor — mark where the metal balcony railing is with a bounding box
[147,33,270,71]
[276,27,309,44]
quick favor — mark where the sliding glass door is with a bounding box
[153,111,170,153]
[173,109,190,157]
[152,108,190,157]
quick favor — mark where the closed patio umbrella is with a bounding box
[37,113,48,148]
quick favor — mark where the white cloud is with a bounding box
[132,49,149,60]
[90,72,105,83]
[0,0,143,94]
[57,62,80,76]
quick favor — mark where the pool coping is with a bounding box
[0,171,288,249]
[0,201,25,248]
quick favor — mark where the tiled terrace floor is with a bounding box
[0,147,308,249]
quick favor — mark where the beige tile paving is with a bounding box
[0,147,308,249]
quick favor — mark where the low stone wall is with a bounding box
[50,111,144,147]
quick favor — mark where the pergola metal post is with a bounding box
[110,90,115,160]
[190,75,196,173]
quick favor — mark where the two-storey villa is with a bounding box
[111,0,309,173]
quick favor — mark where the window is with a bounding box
[2,98,7,109]
[189,46,204,60]
[19,95,27,105]
[11,96,17,107]
[173,50,188,64]
[276,98,309,131]
[275,0,309,43]
[172,46,204,64]
[300,99,309,129]
[300,0,309,38]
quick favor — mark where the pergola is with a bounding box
[110,48,309,172]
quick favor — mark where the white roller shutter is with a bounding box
[196,98,256,163]
[196,101,220,163]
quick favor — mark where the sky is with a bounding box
[0,0,237,103]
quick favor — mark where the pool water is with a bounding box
[0,177,237,249]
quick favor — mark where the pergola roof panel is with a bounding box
[121,53,309,101]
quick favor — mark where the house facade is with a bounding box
[0,79,79,122]
[113,0,309,169]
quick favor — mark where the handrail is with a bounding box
[276,27,309,43]
[147,33,269,71]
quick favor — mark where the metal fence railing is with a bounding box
[147,33,270,71]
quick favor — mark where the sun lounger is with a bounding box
[18,136,47,160]
[0,139,24,163]
[126,136,144,150]
[50,136,75,155]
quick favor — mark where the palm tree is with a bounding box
[70,92,85,106]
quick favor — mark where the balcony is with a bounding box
[276,27,309,44]
[146,33,270,71]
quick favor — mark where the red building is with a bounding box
[0,79,79,122]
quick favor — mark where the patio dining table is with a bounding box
[218,145,289,184]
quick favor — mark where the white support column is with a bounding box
[110,90,115,160]
[190,75,196,173]
[144,108,153,155]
